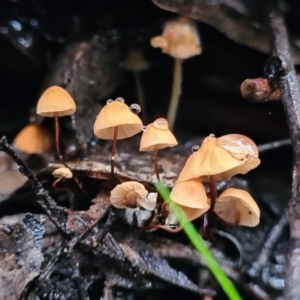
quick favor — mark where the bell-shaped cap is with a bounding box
[214,188,260,227]
[94,98,143,140]
[177,134,260,182]
[110,181,157,211]
[151,16,201,59]
[170,179,209,209]
[36,86,76,117]
[13,124,52,154]
[52,167,73,179]
[166,203,209,225]
[140,118,178,151]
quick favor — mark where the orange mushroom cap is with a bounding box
[170,179,209,209]
[13,124,52,154]
[110,181,157,211]
[36,86,76,117]
[140,118,178,151]
[94,98,143,140]
[214,188,260,227]
[151,16,201,60]
[177,134,260,182]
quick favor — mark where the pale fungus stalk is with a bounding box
[167,57,182,131]
[151,16,201,131]
[123,49,149,121]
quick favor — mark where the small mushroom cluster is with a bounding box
[167,134,261,232]
[26,84,261,235]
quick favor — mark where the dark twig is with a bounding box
[0,136,71,238]
[258,138,291,153]
[266,11,300,299]
[246,209,289,277]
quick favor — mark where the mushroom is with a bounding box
[177,134,260,235]
[123,49,149,121]
[94,97,143,175]
[36,86,76,162]
[170,179,208,209]
[151,16,201,130]
[110,181,157,211]
[52,167,73,189]
[140,117,178,181]
[214,188,260,227]
[13,123,52,154]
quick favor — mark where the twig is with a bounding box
[240,75,300,102]
[0,136,71,238]
[246,210,289,277]
[266,11,300,300]
[258,138,291,153]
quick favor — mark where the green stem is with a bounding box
[156,183,242,300]
[167,58,182,131]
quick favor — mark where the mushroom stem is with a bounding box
[141,224,183,233]
[54,114,63,161]
[167,58,182,131]
[134,71,147,121]
[206,175,217,238]
[111,126,119,175]
[153,148,161,182]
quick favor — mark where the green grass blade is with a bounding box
[156,182,243,300]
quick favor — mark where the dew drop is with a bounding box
[115,97,125,103]
[106,99,114,104]
[111,156,115,161]
[191,145,199,153]
[142,126,147,132]
[153,118,168,130]
[130,103,141,114]
[209,133,215,138]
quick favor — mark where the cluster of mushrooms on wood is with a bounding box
[11,16,262,236]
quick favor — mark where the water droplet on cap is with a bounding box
[142,126,147,132]
[153,118,168,130]
[106,99,114,104]
[191,145,199,153]
[115,97,125,103]
[130,103,141,114]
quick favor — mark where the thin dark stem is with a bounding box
[0,136,71,238]
[153,148,161,182]
[267,11,300,299]
[204,175,216,239]
[54,114,62,161]
[111,126,118,176]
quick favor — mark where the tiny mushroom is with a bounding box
[123,49,149,121]
[214,188,260,227]
[94,98,143,175]
[165,179,209,229]
[13,124,52,154]
[110,181,157,211]
[140,118,178,181]
[36,86,76,162]
[52,167,73,189]
[151,16,201,131]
